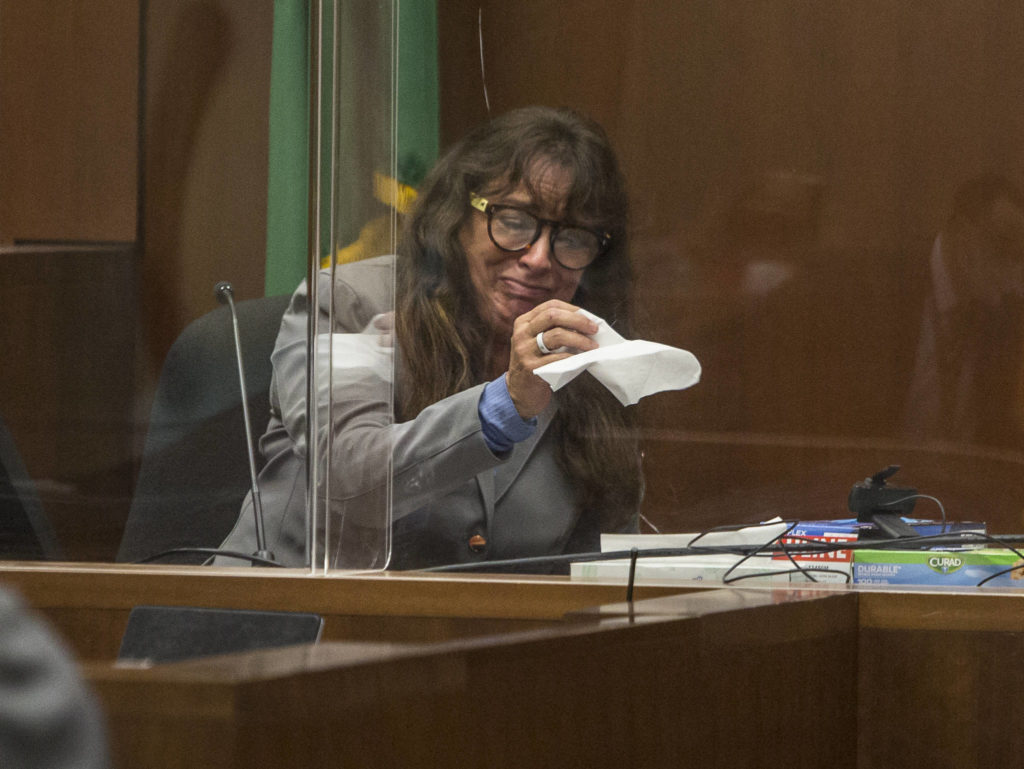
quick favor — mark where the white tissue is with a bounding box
[315,319,395,403]
[533,309,701,406]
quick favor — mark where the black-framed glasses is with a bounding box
[469,193,611,270]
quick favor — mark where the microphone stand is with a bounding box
[215,282,275,563]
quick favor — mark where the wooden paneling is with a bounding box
[0,0,142,563]
[11,565,1024,768]
[0,563,689,659]
[639,431,1024,535]
[139,0,273,382]
[5,1,1024,566]
[0,245,138,561]
[0,2,277,564]
[0,0,139,242]
[439,1,1024,529]
[57,571,855,769]
[857,590,1024,767]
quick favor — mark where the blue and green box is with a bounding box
[853,548,1024,587]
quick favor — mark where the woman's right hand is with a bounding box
[506,299,599,419]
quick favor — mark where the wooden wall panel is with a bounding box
[0,0,141,562]
[438,1,1024,533]
[0,2,275,563]
[0,0,138,242]
[0,245,137,561]
[639,431,1024,534]
[139,0,273,383]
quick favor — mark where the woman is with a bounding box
[221,106,643,570]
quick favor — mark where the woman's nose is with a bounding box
[518,228,555,270]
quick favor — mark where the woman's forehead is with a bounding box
[485,164,575,212]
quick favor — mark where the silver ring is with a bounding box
[536,331,553,355]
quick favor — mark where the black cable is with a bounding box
[721,520,809,584]
[878,493,948,533]
[421,531,1024,573]
[976,561,1024,587]
[685,519,818,583]
[961,531,1024,587]
[134,548,285,567]
[961,531,1024,562]
[780,531,1021,556]
[774,533,832,584]
[719,521,854,584]
[626,547,639,602]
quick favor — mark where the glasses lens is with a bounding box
[553,227,602,269]
[490,207,539,250]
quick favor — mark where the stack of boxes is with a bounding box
[569,519,1009,587]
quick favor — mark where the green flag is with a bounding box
[264,0,310,297]
[396,0,439,192]
[264,0,439,296]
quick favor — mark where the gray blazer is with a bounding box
[220,255,599,570]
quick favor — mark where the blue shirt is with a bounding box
[478,375,537,453]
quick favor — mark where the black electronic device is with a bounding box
[117,605,323,665]
[848,465,919,539]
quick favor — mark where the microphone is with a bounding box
[215,281,275,563]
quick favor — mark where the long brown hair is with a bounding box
[395,106,641,530]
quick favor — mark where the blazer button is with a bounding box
[468,534,487,553]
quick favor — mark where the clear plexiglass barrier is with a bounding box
[4,1,1024,580]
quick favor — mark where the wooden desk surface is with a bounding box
[0,561,694,658]
[4,563,1024,768]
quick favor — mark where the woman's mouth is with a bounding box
[501,277,550,301]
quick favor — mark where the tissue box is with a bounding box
[852,548,1024,587]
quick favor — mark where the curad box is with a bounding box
[853,548,1024,587]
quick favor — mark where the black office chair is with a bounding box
[0,412,61,560]
[116,293,291,564]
